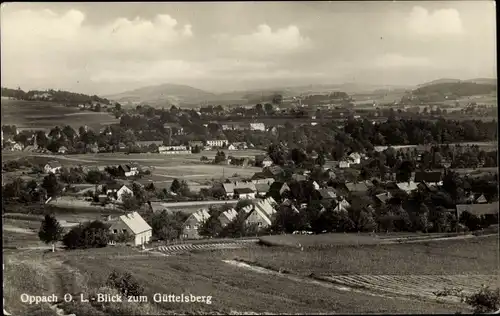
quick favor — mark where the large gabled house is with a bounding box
[118,164,139,177]
[221,181,257,199]
[242,198,277,229]
[218,208,239,228]
[182,208,211,240]
[108,212,152,246]
[262,156,274,168]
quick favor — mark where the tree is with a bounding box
[121,192,140,212]
[198,215,223,237]
[264,103,274,114]
[170,179,181,193]
[272,94,283,106]
[107,270,144,297]
[42,173,63,199]
[38,214,63,252]
[315,152,326,166]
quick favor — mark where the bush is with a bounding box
[62,221,110,249]
[106,271,144,297]
[466,286,500,313]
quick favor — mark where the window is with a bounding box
[193,225,198,230]
[185,225,191,230]
[122,229,127,234]
[258,222,262,227]
[113,229,118,234]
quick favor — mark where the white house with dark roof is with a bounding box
[182,208,211,239]
[249,123,266,131]
[44,161,62,174]
[106,184,133,202]
[206,139,228,148]
[222,181,257,199]
[108,212,152,246]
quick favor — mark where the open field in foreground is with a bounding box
[1,99,119,131]
[4,245,464,315]
[226,235,499,276]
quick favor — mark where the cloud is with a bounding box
[373,53,431,68]
[1,9,193,61]
[230,24,310,55]
[407,6,463,36]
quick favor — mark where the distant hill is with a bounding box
[104,83,220,107]
[413,81,496,97]
[463,78,497,85]
[418,78,496,88]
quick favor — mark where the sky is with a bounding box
[0,1,496,95]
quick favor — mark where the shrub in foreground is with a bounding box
[466,286,500,314]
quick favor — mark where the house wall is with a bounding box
[237,192,256,199]
[109,221,152,246]
[245,210,270,228]
[263,160,273,168]
[182,216,203,239]
[116,187,133,202]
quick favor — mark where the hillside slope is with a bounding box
[105,83,218,107]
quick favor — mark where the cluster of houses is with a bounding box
[181,197,278,239]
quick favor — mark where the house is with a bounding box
[254,182,271,197]
[345,182,369,193]
[158,145,190,154]
[414,171,443,186]
[163,123,184,135]
[108,212,152,246]
[268,182,290,199]
[11,142,23,151]
[218,208,238,228]
[58,146,68,154]
[339,160,350,168]
[44,161,62,174]
[348,152,362,164]
[136,140,164,148]
[317,188,337,200]
[291,174,307,182]
[182,209,210,240]
[456,202,499,218]
[311,181,320,190]
[249,123,266,131]
[222,181,257,199]
[333,198,351,212]
[475,194,488,204]
[106,184,133,202]
[206,139,228,148]
[118,142,126,150]
[244,198,277,229]
[228,144,237,151]
[251,178,275,185]
[88,144,99,153]
[396,181,419,194]
[264,165,284,178]
[232,142,248,150]
[375,192,392,204]
[281,199,300,213]
[262,156,273,168]
[118,164,139,177]
[234,187,256,199]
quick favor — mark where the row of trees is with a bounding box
[1,87,111,105]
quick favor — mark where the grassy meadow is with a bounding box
[1,99,119,131]
[4,244,465,315]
